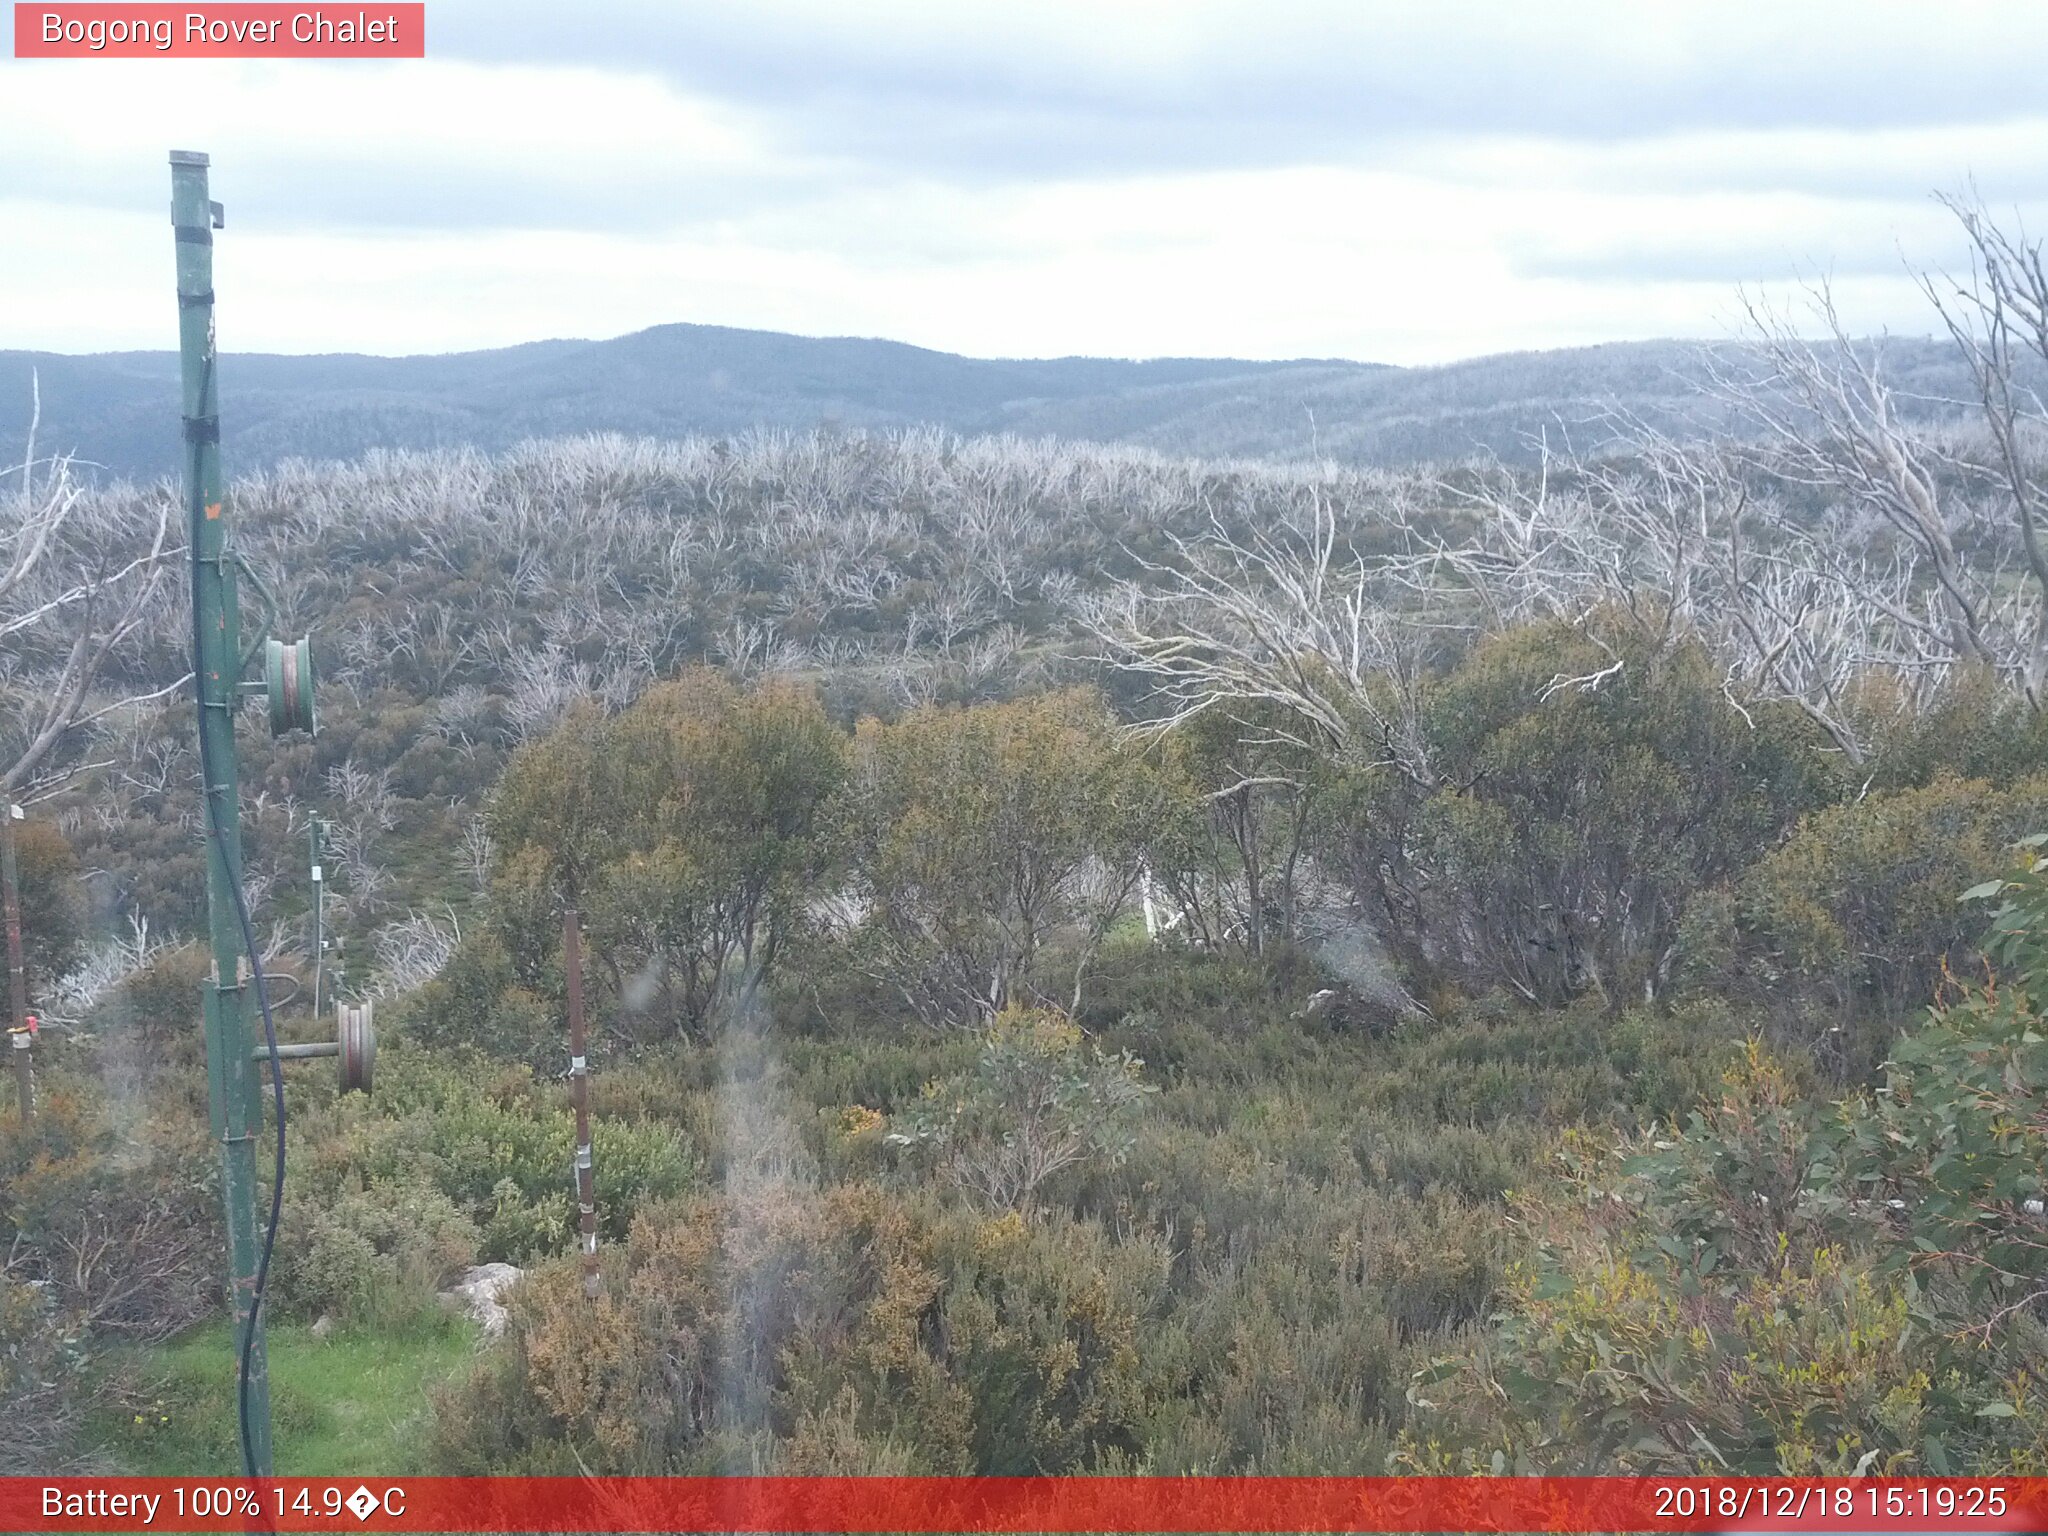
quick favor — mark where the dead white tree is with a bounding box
[1708,284,2017,696]
[1088,486,1432,784]
[1922,192,2048,706]
[371,907,462,996]
[1715,515,1887,760]
[502,642,596,738]
[41,912,172,1028]
[2,385,183,801]
[1442,419,1904,761]
[459,815,494,895]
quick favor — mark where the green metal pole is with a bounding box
[172,148,272,1477]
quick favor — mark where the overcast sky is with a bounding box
[3,0,2045,365]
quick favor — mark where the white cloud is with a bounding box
[2,2,2044,363]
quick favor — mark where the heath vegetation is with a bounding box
[6,196,2048,1476]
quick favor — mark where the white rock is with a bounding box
[1290,989,1339,1020]
[441,1262,525,1339]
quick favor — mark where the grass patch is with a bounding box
[91,1315,479,1476]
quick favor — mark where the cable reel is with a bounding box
[250,999,375,1096]
[337,1001,374,1095]
[264,635,316,736]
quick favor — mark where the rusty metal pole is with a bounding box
[2,802,31,1122]
[564,906,603,1299]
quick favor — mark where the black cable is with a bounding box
[186,355,287,1481]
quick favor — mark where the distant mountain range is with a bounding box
[0,321,1979,481]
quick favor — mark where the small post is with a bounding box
[309,815,324,1018]
[563,906,603,1300]
[2,801,31,1122]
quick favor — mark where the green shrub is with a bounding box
[841,689,1159,1024]
[1354,1121,1533,1203]
[1724,774,2048,1053]
[74,945,212,1109]
[402,933,559,1066]
[1318,621,1837,1008]
[1858,666,2048,791]
[277,1178,479,1329]
[1398,1229,1982,1475]
[489,672,848,1041]
[288,1041,693,1266]
[1834,840,2048,1328]
[433,1184,1162,1476]
[0,1277,91,1472]
[1399,943,2048,1475]
[912,1206,1159,1473]
[1078,938,1307,1050]
[1135,702,1328,958]
[0,1081,218,1341]
[9,819,85,984]
[1600,996,1752,1122]
[886,1008,1154,1214]
[480,1176,570,1261]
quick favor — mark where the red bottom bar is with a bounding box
[9,1476,2048,1534]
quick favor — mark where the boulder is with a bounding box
[440,1262,524,1339]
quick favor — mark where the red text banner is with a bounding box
[5,1476,2048,1533]
[13,4,424,57]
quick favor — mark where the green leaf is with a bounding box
[1961,880,2009,903]
[1923,1434,1951,1475]
[1975,1401,2019,1418]
[1411,1358,1461,1388]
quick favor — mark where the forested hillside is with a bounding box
[0,328,1370,482]
[6,215,2048,1480]
[0,322,2006,482]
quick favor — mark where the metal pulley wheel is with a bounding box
[337,1000,374,1095]
[264,635,317,736]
